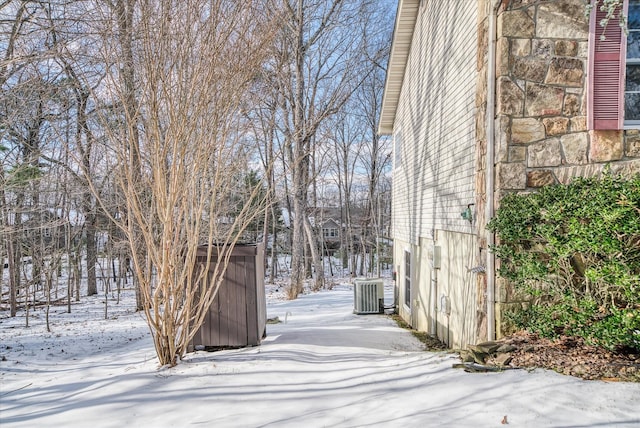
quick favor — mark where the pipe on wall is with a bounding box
[485,0,502,342]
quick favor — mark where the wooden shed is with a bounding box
[189,243,266,351]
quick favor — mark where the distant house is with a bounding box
[321,218,341,250]
[379,0,640,348]
[308,206,371,251]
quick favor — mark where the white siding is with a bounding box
[394,232,477,349]
[392,1,478,245]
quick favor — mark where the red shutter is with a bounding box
[588,0,628,130]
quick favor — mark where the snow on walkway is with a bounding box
[1,284,639,427]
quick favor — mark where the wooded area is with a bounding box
[0,0,394,365]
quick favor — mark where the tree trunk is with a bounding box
[1,175,17,317]
[303,215,323,290]
[288,0,308,299]
[85,215,98,296]
[290,175,307,297]
[269,201,278,282]
[10,191,25,316]
[6,236,19,317]
[66,221,72,313]
[115,0,145,311]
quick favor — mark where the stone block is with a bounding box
[496,302,526,337]
[496,116,511,163]
[545,58,584,87]
[528,138,562,167]
[475,68,487,108]
[496,344,517,353]
[477,19,488,72]
[496,277,510,303]
[527,169,557,187]
[478,138,488,157]
[589,130,623,162]
[561,132,589,165]
[509,146,526,162]
[476,116,486,147]
[525,83,564,117]
[536,0,589,39]
[498,9,535,38]
[476,171,486,195]
[497,162,527,190]
[512,56,548,82]
[625,131,640,158]
[497,77,524,115]
[468,348,489,364]
[563,93,582,116]
[570,116,587,132]
[610,160,640,176]
[555,164,604,184]
[512,117,545,143]
[580,88,587,113]
[577,41,588,57]
[474,341,501,354]
[532,39,553,59]
[543,116,569,136]
[555,40,578,57]
[494,353,513,367]
[459,350,475,363]
[511,38,530,57]
[500,277,533,302]
[496,37,510,76]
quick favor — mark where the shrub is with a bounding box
[488,172,640,352]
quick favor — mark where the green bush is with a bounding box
[488,172,640,352]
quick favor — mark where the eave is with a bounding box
[377,0,420,135]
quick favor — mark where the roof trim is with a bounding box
[377,0,420,135]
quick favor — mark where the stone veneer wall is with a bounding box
[477,0,640,337]
[495,0,640,193]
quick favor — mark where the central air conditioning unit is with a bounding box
[353,278,384,314]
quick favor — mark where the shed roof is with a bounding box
[378,0,420,135]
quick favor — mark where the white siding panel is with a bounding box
[392,1,478,244]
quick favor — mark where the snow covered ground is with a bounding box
[1,280,639,427]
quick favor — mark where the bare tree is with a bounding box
[1,0,110,314]
[323,110,362,276]
[1,72,60,320]
[110,0,145,310]
[246,82,283,283]
[356,41,392,277]
[264,0,379,298]
[90,0,276,366]
[0,1,43,317]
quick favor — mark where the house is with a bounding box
[320,218,341,250]
[308,206,373,251]
[378,0,640,348]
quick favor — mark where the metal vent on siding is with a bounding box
[353,279,384,314]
